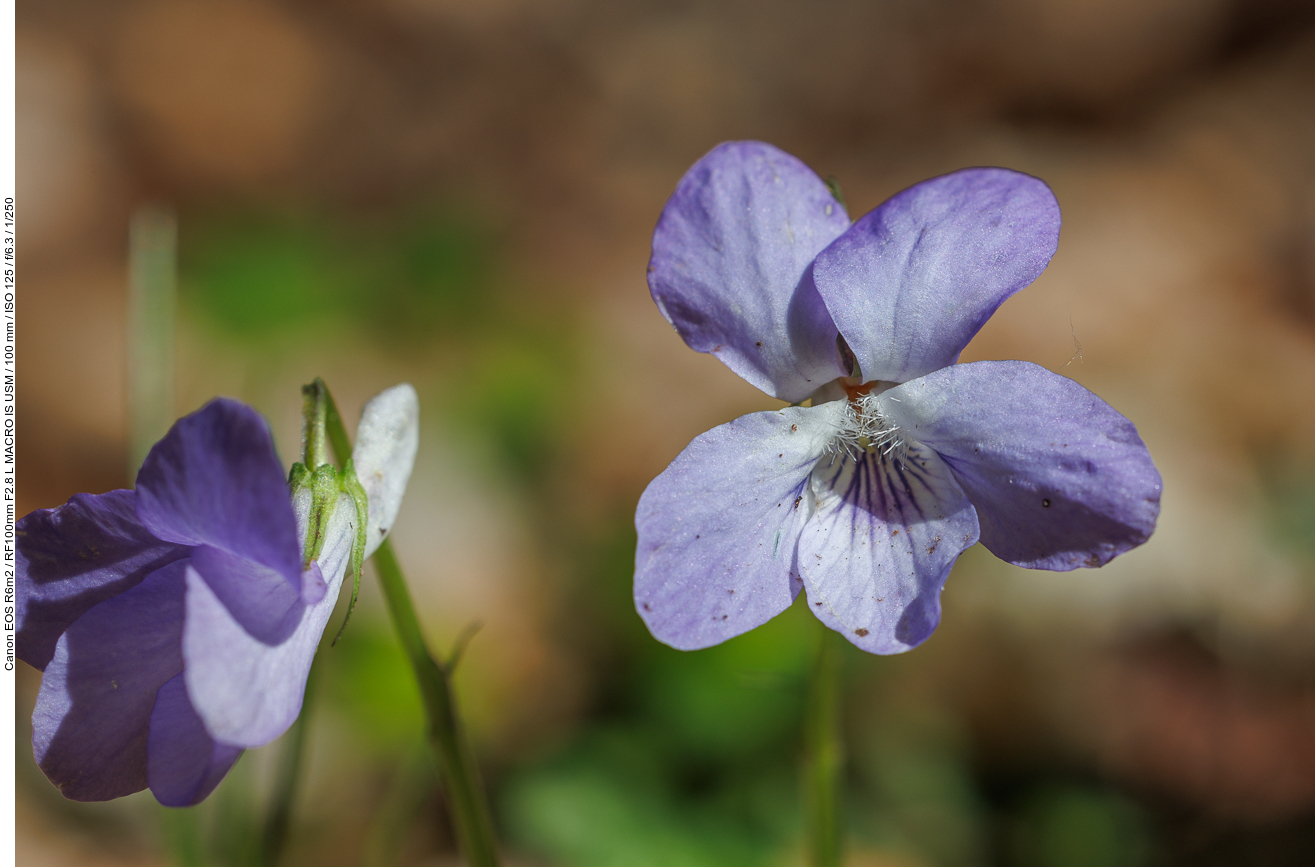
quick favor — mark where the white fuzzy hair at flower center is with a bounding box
[827,391,908,464]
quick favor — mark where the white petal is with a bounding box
[352,384,420,559]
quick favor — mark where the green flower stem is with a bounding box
[804,623,845,867]
[260,663,318,867]
[371,540,501,867]
[320,385,500,867]
[318,381,353,477]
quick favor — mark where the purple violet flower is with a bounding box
[635,141,1162,654]
[17,385,418,805]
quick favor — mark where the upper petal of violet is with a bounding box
[812,168,1060,384]
[635,401,849,650]
[876,360,1161,570]
[649,141,852,403]
[17,489,188,670]
[136,399,302,588]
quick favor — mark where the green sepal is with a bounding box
[299,464,342,569]
[288,461,311,489]
[296,376,378,647]
[825,175,846,208]
[331,459,371,646]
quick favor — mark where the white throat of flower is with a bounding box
[826,388,908,464]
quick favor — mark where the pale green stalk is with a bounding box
[156,805,206,867]
[128,206,176,478]
[804,623,845,867]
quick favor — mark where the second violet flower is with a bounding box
[635,141,1162,654]
[18,384,418,805]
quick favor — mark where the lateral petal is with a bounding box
[136,399,302,588]
[877,361,1161,570]
[797,445,979,654]
[648,141,852,402]
[17,489,188,670]
[813,168,1060,384]
[352,383,419,559]
[634,402,848,650]
[181,493,354,747]
[147,673,243,807]
[31,560,188,801]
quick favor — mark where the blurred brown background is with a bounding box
[16,1,1315,865]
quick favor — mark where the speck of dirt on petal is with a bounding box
[854,628,869,637]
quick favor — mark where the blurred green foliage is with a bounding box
[441,327,577,485]
[1257,457,1315,564]
[157,805,206,867]
[1009,785,1151,867]
[503,600,814,867]
[325,619,425,754]
[857,709,987,866]
[179,207,498,344]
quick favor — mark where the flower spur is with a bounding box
[635,141,1162,654]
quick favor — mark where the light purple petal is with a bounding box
[649,141,852,402]
[634,402,848,650]
[797,444,979,654]
[877,361,1161,570]
[812,168,1060,384]
[136,399,301,587]
[17,489,188,670]
[148,673,243,807]
[182,493,354,747]
[31,560,187,801]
